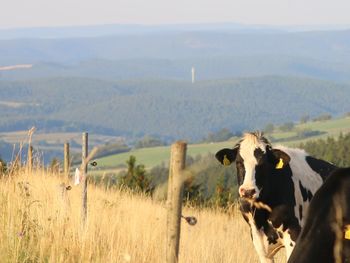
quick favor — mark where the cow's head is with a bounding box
[215,132,290,199]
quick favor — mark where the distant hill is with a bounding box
[0,29,350,64]
[0,76,349,141]
[1,56,350,83]
[2,23,349,40]
[1,28,350,82]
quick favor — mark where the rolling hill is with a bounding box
[1,27,350,83]
[0,76,349,142]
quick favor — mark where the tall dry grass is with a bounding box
[0,169,285,263]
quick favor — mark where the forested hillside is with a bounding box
[0,76,349,141]
[2,56,350,82]
[300,132,350,167]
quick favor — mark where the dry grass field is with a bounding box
[0,169,285,263]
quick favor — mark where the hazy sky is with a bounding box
[1,0,350,29]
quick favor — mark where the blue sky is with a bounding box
[1,0,350,29]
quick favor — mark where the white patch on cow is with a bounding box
[239,133,269,197]
[275,146,323,226]
[282,230,295,261]
[247,214,276,263]
[267,221,293,260]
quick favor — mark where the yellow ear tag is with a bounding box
[345,225,350,240]
[276,158,284,169]
[223,155,231,166]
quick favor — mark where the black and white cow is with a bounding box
[288,167,350,263]
[215,132,336,262]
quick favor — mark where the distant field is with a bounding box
[272,116,350,146]
[300,116,350,134]
[96,141,234,169]
[0,131,122,154]
[95,116,350,169]
[0,131,111,145]
[1,116,349,170]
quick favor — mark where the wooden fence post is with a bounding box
[64,142,70,178]
[166,141,187,263]
[58,182,70,217]
[27,127,35,173]
[81,132,88,226]
[27,145,33,173]
[57,142,71,216]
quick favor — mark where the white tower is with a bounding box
[191,66,195,84]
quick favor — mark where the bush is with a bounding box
[203,128,234,142]
[279,122,295,132]
[313,114,332,122]
[134,136,166,149]
[119,156,153,193]
[263,123,274,133]
[296,129,323,139]
[300,114,310,124]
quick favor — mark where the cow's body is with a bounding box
[288,167,350,263]
[215,132,336,262]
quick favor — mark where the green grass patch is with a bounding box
[96,141,235,169]
[93,116,350,170]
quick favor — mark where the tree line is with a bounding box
[105,132,350,208]
[299,132,350,167]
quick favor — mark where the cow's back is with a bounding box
[278,146,336,226]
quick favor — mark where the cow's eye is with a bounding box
[256,155,267,166]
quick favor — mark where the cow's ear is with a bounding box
[271,149,291,169]
[215,148,238,166]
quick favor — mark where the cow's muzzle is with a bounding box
[239,187,256,199]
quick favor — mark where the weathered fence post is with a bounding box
[81,132,88,226]
[166,141,187,263]
[58,142,71,216]
[64,142,70,178]
[58,182,70,217]
[27,145,33,173]
[27,126,35,173]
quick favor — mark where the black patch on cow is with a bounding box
[305,156,336,181]
[264,223,279,244]
[299,180,314,203]
[299,205,303,221]
[299,181,308,202]
[235,154,245,185]
[254,148,265,164]
[307,191,313,202]
[268,205,301,242]
[239,198,252,213]
[278,231,284,239]
[290,242,294,247]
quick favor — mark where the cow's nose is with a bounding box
[239,188,256,198]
